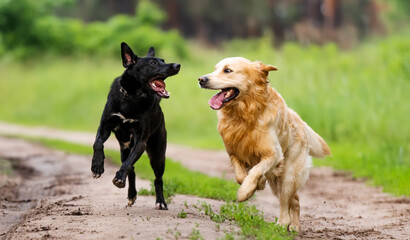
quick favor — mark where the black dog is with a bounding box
[91,42,180,210]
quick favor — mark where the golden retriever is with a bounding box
[198,57,331,231]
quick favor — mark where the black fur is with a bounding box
[91,42,180,210]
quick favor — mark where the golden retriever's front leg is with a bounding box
[237,153,282,202]
[230,155,247,185]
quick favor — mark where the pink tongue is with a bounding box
[153,80,165,90]
[208,91,226,110]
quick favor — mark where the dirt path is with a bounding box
[0,137,235,240]
[0,122,409,239]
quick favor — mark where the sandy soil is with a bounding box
[0,122,409,239]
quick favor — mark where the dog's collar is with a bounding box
[120,87,146,102]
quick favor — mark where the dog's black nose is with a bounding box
[168,63,181,75]
[198,76,209,88]
[172,63,181,71]
[198,76,208,84]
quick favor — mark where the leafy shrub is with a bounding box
[0,0,188,59]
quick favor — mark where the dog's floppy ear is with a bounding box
[255,61,278,73]
[121,42,137,68]
[254,61,278,83]
[259,62,278,73]
[146,46,155,57]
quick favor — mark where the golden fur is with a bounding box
[200,57,331,231]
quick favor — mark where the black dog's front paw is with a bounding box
[91,156,105,179]
[112,178,126,188]
[155,201,168,210]
[91,167,104,178]
[112,172,126,188]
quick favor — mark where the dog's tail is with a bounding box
[304,123,331,158]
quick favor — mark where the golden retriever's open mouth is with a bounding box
[150,77,169,98]
[209,88,240,110]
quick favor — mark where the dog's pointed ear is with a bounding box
[146,46,155,57]
[121,42,137,68]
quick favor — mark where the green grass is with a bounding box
[192,201,294,240]
[316,142,410,196]
[0,33,409,196]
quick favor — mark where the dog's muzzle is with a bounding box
[198,75,209,88]
[167,63,181,75]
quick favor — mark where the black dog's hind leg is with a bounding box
[146,128,168,210]
[91,124,111,178]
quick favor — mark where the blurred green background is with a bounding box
[0,0,409,196]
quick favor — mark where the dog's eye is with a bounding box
[150,60,158,66]
[224,68,232,73]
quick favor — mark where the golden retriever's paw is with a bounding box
[277,216,291,229]
[237,181,257,202]
[288,223,300,232]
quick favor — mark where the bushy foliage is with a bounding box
[0,0,188,58]
[0,0,64,57]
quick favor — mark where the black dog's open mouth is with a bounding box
[208,88,240,110]
[150,77,169,98]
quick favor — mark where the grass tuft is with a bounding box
[193,201,294,240]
